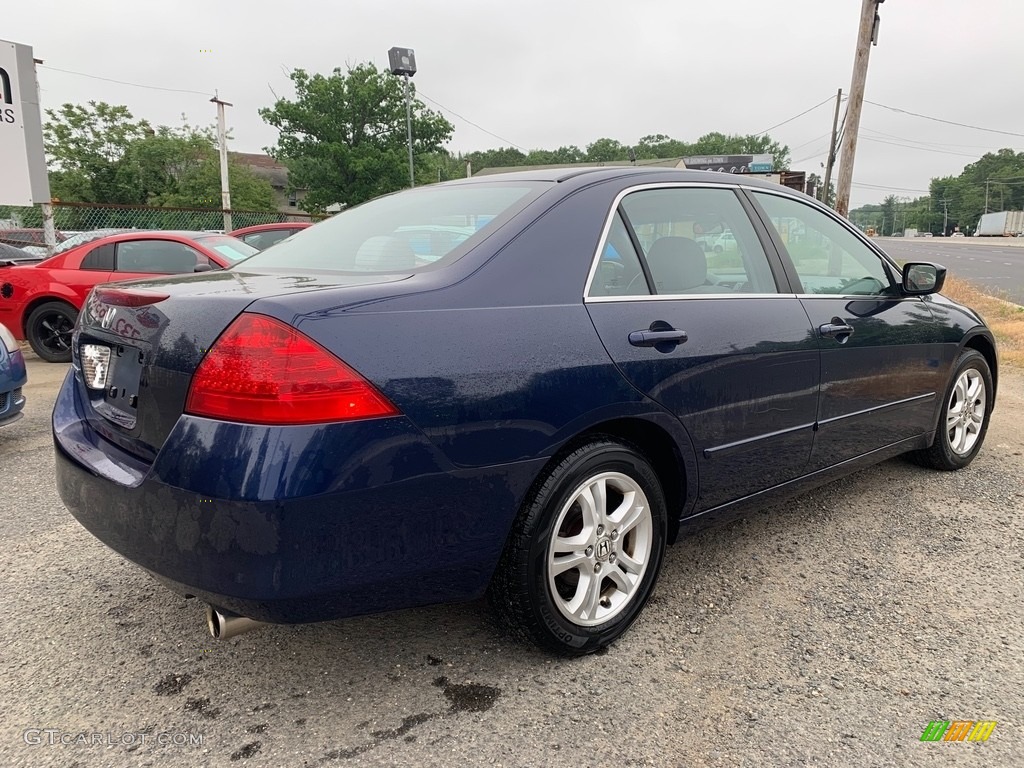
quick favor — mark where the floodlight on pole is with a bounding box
[388,47,417,188]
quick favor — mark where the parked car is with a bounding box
[0,322,27,428]
[229,222,313,251]
[0,231,257,362]
[54,168,997,655]
[0,242,37,264]
[951,232,966,238]
[0,228,67,251]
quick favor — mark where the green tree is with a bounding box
[878,195,898,235]
[464,147,528,173]
[585,138,629,162]
[260,64,454,211]
[42,103,275,211]
[44,101,153,204]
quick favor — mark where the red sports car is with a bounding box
[229,222,312,251]
[0,230,257,362]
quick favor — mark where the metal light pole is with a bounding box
[388,47,418,188]
[210,94,233,232]
[403,74,414,187]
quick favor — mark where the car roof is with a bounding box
[445,165,795,193]
[229,222,313,236]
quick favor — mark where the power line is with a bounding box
[852,182,931,193]
[417,91,526,151]
[38,64,213,97]
[864,99,1024,138]
[860,126,1012,151]
[754,95,836,136]
[792,148,830,165]
[860,136,982,158]
[789,133,831,152]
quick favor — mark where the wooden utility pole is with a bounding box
[211,95,233,232]
[835,0,883,218]
[821,88,843,206]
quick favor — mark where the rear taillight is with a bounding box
[185,313,399,425]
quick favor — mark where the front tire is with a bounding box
[913,349,993,470]
[490,440,667,656]
[26,301,77,363]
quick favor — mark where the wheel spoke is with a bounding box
[579,571,603,621]
[618,502,647,536]
[617,550,644,575]
[550,551,589,577]
[965,373,982,401]
[577,483,604,531]
[946,407,963,429]
[606,565,633,594]
[951,376,967,408]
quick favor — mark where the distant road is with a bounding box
[874,237,1024,304]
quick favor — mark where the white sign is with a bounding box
[0,39,51,206]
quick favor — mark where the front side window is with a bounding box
[614,187,778,295]
[752,192,895,296]
[115,241,202,274]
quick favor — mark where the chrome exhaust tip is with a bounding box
[205,605,265,640]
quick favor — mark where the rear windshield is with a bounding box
[193,235,260,262]
[235,182,547,273]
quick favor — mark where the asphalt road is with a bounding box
[1,354,1022,767]
[875,237,1024,304]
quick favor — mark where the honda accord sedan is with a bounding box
[54,167,997,655]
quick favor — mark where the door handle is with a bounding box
[628,329,688,347]
[819,318,854,339]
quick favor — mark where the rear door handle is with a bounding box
[628,329,688,347]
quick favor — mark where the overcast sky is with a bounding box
[7,0,1024,208]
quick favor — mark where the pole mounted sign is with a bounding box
[0,39,51,207]
[682,154,775,174]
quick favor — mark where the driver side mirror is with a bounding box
[902,262,946,295]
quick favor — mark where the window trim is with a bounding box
[741,186,909,299]
[583,182,794,302]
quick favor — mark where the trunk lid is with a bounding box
[74,268,413,463]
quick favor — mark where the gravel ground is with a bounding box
[1,354,1021,768]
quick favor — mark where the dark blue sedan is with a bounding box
[0,323,27,428]
[53,168,997,655]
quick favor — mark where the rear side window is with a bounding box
[605,187,779,295]
[238,183,547,273]
[80,243,115,270]
[241,229,296,251]
[588,212,650,297]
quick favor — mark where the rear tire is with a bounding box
[490,439,667,656]
[913,349,992,470]
[26,301,77,363]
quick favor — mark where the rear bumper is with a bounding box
[53,371,544,624]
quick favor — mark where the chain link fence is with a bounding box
[0,202,328,245]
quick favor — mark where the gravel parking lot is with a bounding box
[1,354,1021,767]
